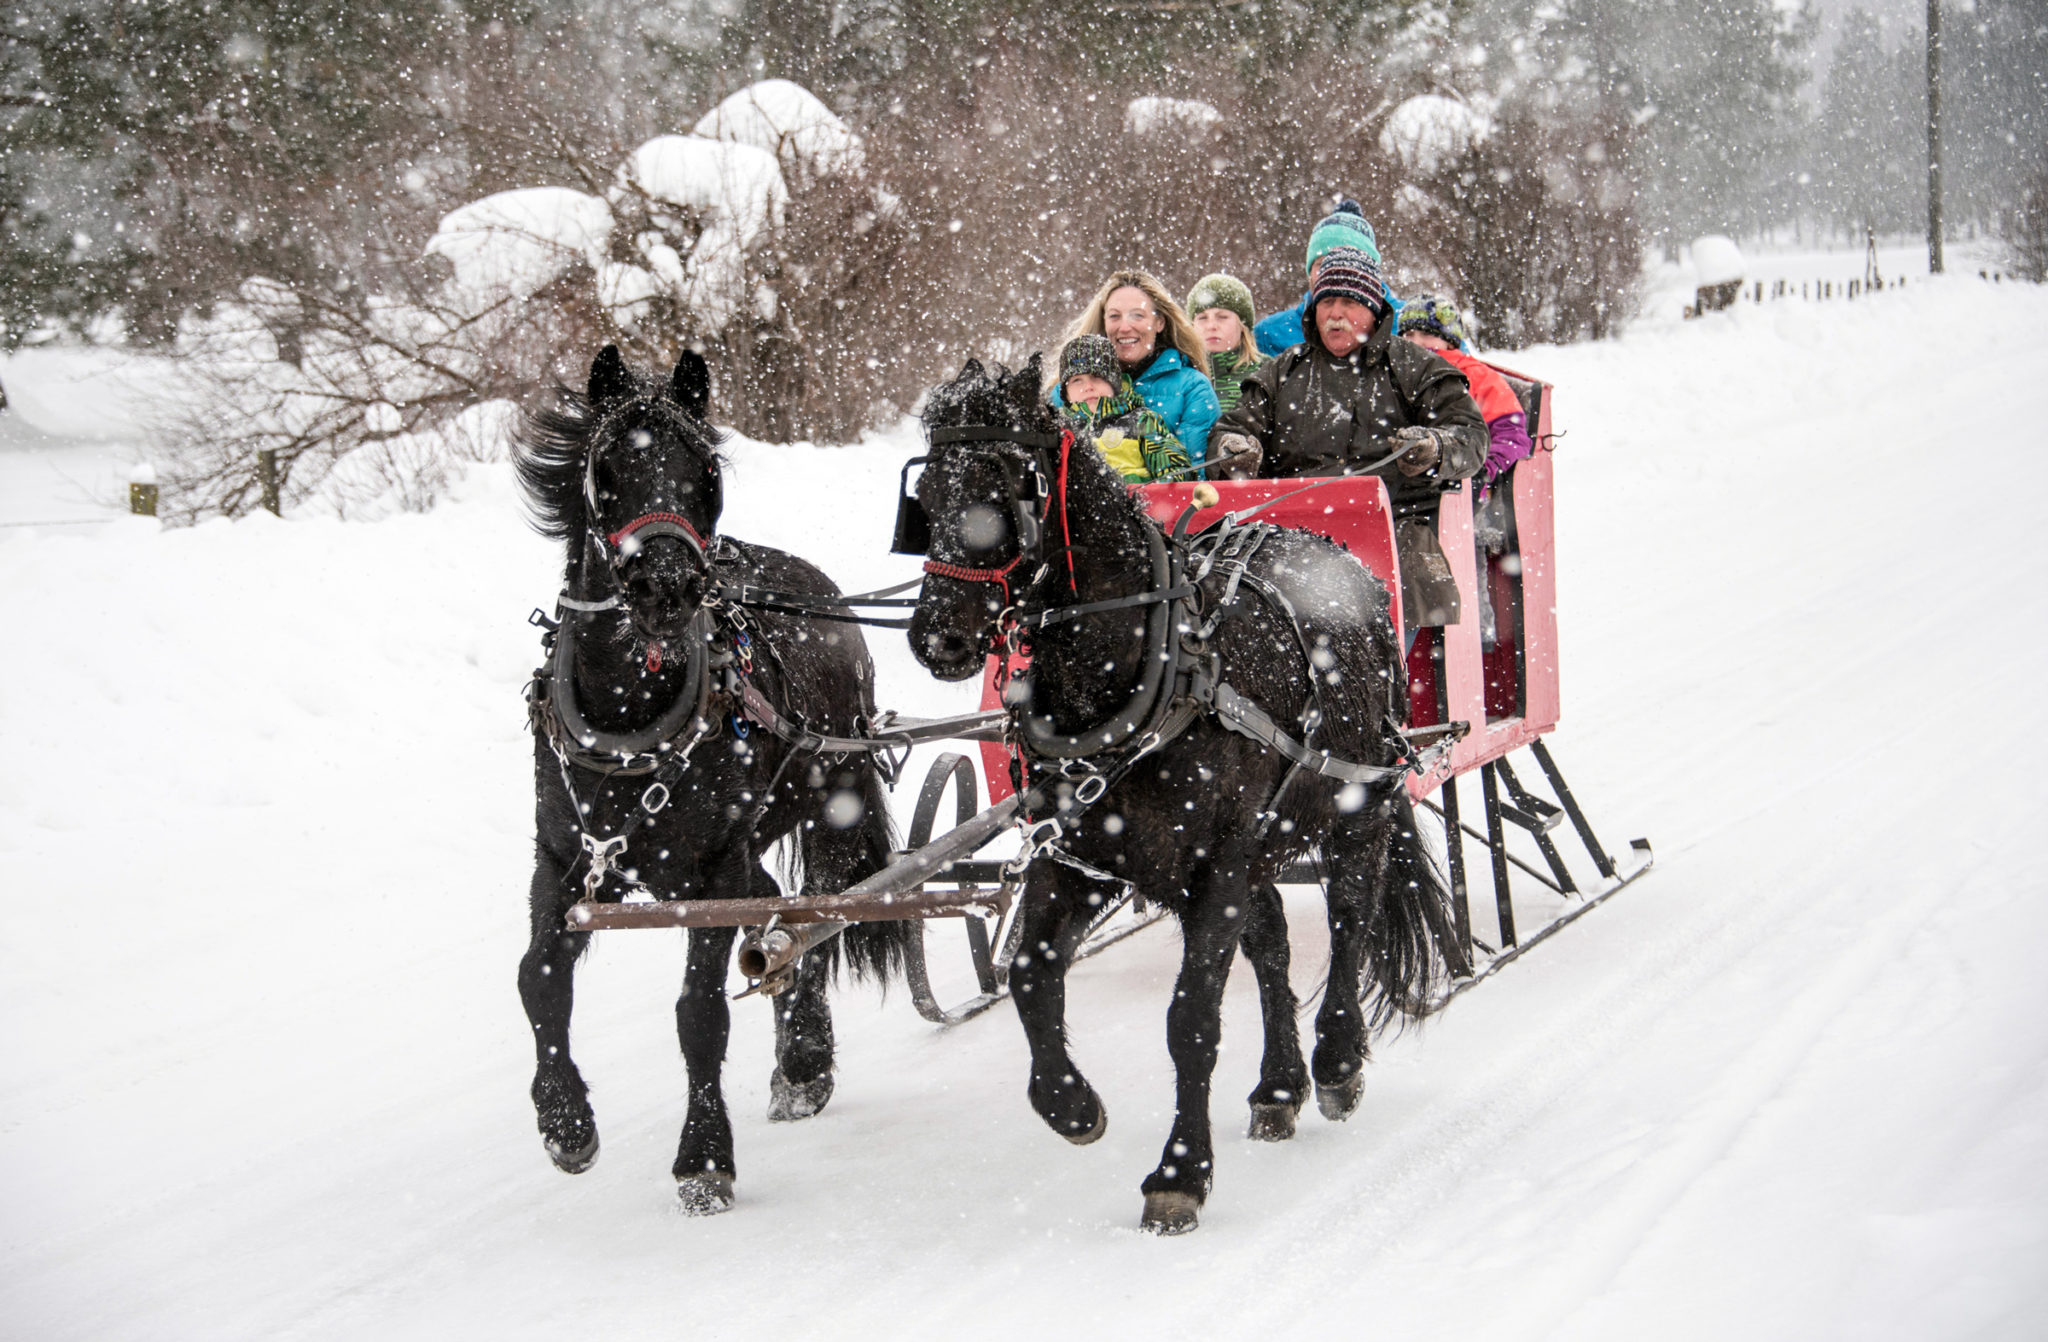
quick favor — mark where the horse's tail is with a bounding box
[796,760,912,985]
[1362,790,1470,1027]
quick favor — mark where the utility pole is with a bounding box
[1927,0,1944,274]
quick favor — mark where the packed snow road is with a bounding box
[4,259,2045,1339]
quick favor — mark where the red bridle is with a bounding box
[922,553,1026,606]
[608,511,709,554]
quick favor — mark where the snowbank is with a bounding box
[4,256,2047,1340]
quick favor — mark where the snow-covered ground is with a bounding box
[4,247,2045,1340]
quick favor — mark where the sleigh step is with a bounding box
[1497,796,1564,834]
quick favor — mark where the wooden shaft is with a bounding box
[567,881,1010,931]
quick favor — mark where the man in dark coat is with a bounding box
[1212,245,1486,636]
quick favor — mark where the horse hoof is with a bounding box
[1140,1191,1202,1236]
[1316,1073,1365,1121]
[545,1128,600,1174]
[1248,1102,1299,1142]
[1062,1106,1108,1146]
[768,1068,833,1122]
[676,1172,736,1216]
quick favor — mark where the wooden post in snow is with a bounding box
[258,450,281,516]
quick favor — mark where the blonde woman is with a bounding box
[1056,271,1220,474]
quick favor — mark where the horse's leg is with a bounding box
[1010,869,1106,1144]
[1239,879,1308,1141]
[769,947,836,1121]
[1312,810,1386,1120]
[1140,861,1250,1235]
[766,782,891,1122]
[518,848,600,1173]
[674,922,740,1214]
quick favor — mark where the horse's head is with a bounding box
[519,345,727,643]
[901,355,1063,681]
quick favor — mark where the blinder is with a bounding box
[896,425,1064,562]
[890,456,932,555]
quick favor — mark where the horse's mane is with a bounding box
[921,355,1059,438]
[514,367,730,544]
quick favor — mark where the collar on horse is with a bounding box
[906,423,1455,844]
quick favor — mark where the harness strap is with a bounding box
[1210,683,1408,785]
[557,592,622,613]
[1022,583,1197,630]
[715,574,924,610]
[930,425,1063,450]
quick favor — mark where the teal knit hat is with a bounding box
[1305,199,1380,276]
[1185,274,1256,328]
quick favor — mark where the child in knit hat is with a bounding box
[1186,273,1265,415]
[1055,334,1191,484]
[1396,294,1531,493]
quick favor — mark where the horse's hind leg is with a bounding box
[1141,862,1251,1235]
[1239,880,1308,1141]
[518,849,600,1174]
[674,923,739,1214]
[769,948,836,1121]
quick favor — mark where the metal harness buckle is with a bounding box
[581,833,629,898]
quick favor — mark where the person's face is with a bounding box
[1103,286,1166,364]
[1403,330,1451,352]
[1064,373,1115,410]
[1316,295,1376,357]
[1193,307,1244,353]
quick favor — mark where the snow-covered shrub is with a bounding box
[1380,95,1493,176]
[156,79,899,519]
[1125,98,1223,137]
[426,189,614,302]
[1401,103,1642,348]
[1689,235,1745,288]
[693,80,865,183]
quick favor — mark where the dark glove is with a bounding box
[1209,431,1263,480]
[1391,426,1441,477]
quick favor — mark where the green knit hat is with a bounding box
[1185,273,1256,329]
[1305,198,1380,276]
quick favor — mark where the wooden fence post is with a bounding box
[258,450,281,516]
[129,464,157,517]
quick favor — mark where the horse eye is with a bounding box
[959,503,1006,549]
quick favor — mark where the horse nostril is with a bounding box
[921,630,973,664]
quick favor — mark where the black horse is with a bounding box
[515,345,908,1215]
[903,357,1461,1234]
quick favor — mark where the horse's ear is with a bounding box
[666,349,710,418]
[1008,354,1046,415]
[959,357,985,383]
[588,345,635,407]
